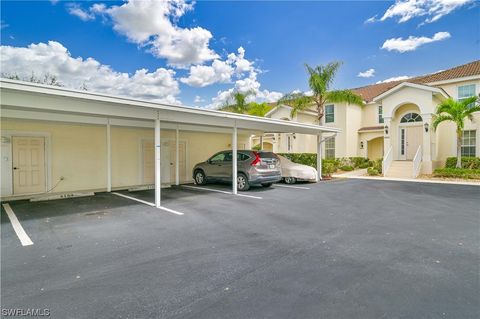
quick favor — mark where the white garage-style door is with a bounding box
[12,136,46,194]
[142,139,186,185]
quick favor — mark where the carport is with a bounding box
[0,79,340,211]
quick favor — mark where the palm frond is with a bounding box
[277,92,314,117]
[304,61,342,97]
[435,98,458,115]
[432,114,454,130]
[326,89,364,106]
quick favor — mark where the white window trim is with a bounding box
[324,136,336,159]
[378,105,384,124]
[457,84,476,101]
[461,130,476,157]
[324,104,335,124]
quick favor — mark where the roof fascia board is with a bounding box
[0,81,339,134]
[372,82,446,102]
[1,108,260,135]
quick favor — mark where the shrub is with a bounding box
[278,153,317,168]
[350,157,369,168]
[367,167,380,176]
[323,162,336,177]
[445,157,480,169]
[358,162,370,169]
[433,168,480,179]
[340,165,354,171]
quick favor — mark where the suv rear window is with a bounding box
[258,152,278,159]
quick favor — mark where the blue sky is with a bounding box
[1,0,479,107]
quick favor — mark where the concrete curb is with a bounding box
[332,174,480,186]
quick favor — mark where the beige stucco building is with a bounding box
[254,60,479,177]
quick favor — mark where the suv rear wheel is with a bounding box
[194,170,207,185]
[237,173,250,191]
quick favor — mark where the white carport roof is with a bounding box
[0,79,340,135]
[1,78,337,212]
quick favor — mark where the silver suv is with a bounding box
[192,150,282,191]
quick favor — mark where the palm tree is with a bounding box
[432,96,480,168]
[278,62,364,123]
[220,91,253,114]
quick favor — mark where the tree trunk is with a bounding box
[317,104,324,125]
[456,130,462,169]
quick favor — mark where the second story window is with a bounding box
[458,84,476,107]
[325,105,334,123]
[378,105,384,124]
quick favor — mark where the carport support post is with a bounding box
[259,135,263,150]
[232,123,238,195]
[175,125,179,186]
[106,118,111,192]
[317,133,322,181]
[155,118,161,208]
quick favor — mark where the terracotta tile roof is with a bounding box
[352,60,480,102]
[358,125,384,132]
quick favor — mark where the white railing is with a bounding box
[412,145,422,178]
[382,146,393,176]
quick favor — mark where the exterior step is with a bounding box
[385,161,414,178]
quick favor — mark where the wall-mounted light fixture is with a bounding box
[292,133,297,139]
[384,125,389,135]
[360,141,364,149]
[424,122,429,133]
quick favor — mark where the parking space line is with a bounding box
[158,206,184,216]
[182,185,263,199]
[2,203,34,246]
[274,184,311,190]
[112,192,155,207]
[112,192,184,215]
[182,185,231,194]
[235,193,263,199]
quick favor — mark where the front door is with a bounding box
[406,126,422,160]
[399,126,422,160]
[142,139,185,184]
[142,140,170,184]
[12,136,46,194]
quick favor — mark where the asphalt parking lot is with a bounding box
[1,179,479,319]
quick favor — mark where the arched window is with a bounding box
[400,113,422,123]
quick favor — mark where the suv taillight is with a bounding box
[251,152,261,166]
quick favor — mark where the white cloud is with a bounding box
[93,0,218,68]
[381,31,451,52]
[376,75,410,83]
[181,46,257,88]
[194,95,205,104]
[368,0,474,24]
[365,15,377,23]
[0,41,180,104]
[358,68,376,78]
[228,47,253,75]
[66,3,95,21]
[207,70,282,109]
[180,59,234,87]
